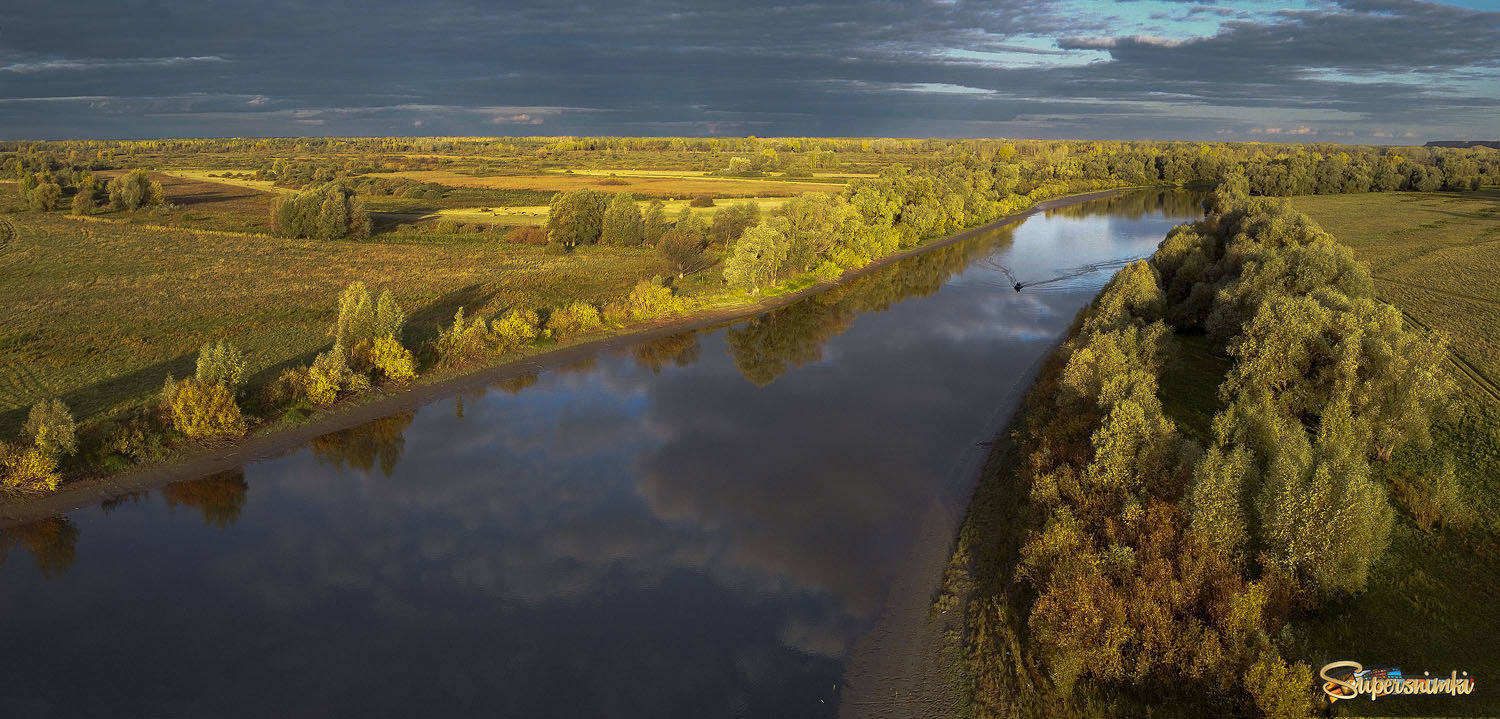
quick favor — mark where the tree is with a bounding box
[1207,170,1249,214]
[723,223,789,292]
[195,340,247,392]
[708,202,761,248]
[24,399,77,458]
[659,226,710,278]
[667,206,708,247]
[334,281,406,363]
[769,192,840,272]
[70,188,95,215]
[271,182,369,239]
[545,188,608,248]
[1253,399,1393,597]
[642,199,669,245]
[29,181,62,211]
[108,169,160,210]
[600,192,644,246]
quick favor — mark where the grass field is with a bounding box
[0,209,663,435]
[1292,190,1500,403]
[379,169,842,198]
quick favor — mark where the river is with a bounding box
[0,190,1205,718]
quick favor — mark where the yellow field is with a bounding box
[428,196,793,226]
[559,168,872,181]
[379,169,840,198]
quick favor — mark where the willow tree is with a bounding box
[545,188,608,249]
[724,223,789,292]
[600,192,644,246]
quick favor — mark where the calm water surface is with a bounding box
[0,191,1204,718]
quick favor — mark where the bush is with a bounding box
[102,411,168,462]
[549,301,603,338]
[24,398,77,458]
[195,340,246,391]
[0,442,61,492]
[506,226,549,245]
[308,345,366,405]
[369,334,417,383]
[492,308,542,351]
[1243,651,1317,719]
[813,260,843,281]
[1391,457,1466,531]
[689,194,715,207]
[434,307,492,365]
[163,377,246,440]
[269,345,367,408]
[625,280,684,320]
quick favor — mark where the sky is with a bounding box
[1,0,1497,142]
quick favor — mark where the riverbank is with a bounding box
[838,339,1060,719]
[936,192,1500,717]
[0,186,1141,528]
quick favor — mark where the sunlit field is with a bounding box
[1294,190,1500,402]
[0,201,660,433]
[379,168,842,197]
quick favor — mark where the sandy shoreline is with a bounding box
[0,187,1133,528]
[836,338,1058,719]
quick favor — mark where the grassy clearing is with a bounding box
[1158,332,1231,447]
[378,169,840,197]
[0,210,662,435]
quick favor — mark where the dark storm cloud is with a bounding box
[0,0,1495,140]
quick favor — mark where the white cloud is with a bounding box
[0,55,228,74]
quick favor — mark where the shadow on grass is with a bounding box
[0,351,199,437]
